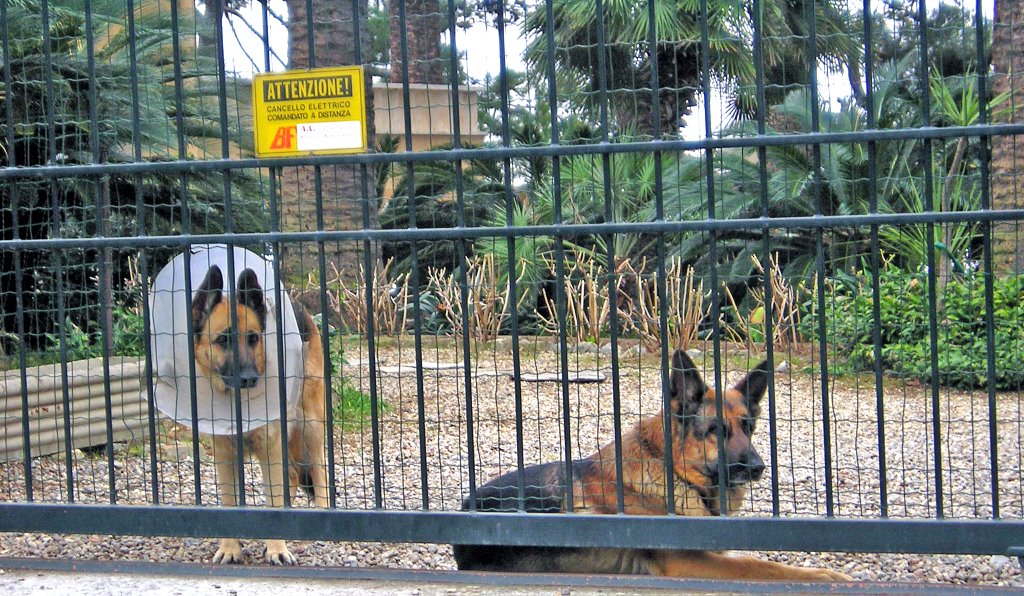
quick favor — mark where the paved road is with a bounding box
[0,568,678,596]
[2,562,1018,595]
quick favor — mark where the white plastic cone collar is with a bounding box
[147,244,303,435]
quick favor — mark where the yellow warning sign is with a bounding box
[252,66,367,158]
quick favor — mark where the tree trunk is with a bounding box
[992,0,1024,274]
[282,0,378,284]
[387,0,444,84]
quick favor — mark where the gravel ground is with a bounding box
[1,336,1022,588]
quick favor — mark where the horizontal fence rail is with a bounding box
[0,123,1022,181]
[2,504,1024,556]
[3,208,1024,250]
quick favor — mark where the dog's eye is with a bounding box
[705,422,721,438]
[247,332,260,347]
[214,334,230,347]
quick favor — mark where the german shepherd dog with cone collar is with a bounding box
[454,350,851,581]
[192,265,328,565]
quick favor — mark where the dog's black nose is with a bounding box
[728,451,765,483]
[238,369,260,388]
[743,451,765,481]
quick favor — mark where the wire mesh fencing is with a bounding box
[1,0,1023,584]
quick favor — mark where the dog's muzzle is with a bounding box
[220,365,261,390]
[708,451,765,486]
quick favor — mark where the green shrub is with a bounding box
[43,317,98,362]
[35,307,147,365]
[323,320,390,429]
[111,307,147,358]
[802,263,1024,390]
[331,378,383,430]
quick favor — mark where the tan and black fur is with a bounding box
[454,350,850,581]
[191,265,328,565]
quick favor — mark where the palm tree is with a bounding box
[379,146,505,280]
[992,0,1024,273]
[524,0,747,136]
[666,88,906,287]
[523,0,857,136]
[669,59,997,291]
[281,0,377,282]
[387,0,444,83]
[740,0,861,118]
[473,133,696,310]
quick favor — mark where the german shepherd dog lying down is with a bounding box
[454,350,851,581]
[191,265,328,564]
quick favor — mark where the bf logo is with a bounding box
[270,126,295,149]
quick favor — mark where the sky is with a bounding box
[221,2,528,79]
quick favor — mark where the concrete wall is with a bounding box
[374,82,487,153]
[1,358,147,461]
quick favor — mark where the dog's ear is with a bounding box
[192,265,224,334]
[669,349,707,418]
[237,268,267,328]
[734,359,770,422]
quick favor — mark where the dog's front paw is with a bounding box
[213,539,244,564]
[807,567,853,582]
[264,540,297,565]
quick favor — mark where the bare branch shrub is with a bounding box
[625,256,709,353]
[428,253,524,342]
[724,253,803,351]
[536,252,623,347]
[325,258,411,336]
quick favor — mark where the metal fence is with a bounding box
[2,0,1024,584]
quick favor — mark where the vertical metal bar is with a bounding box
[594,0,622,514]
[444,0,466,512]
[495,0,527,511]
[319,222,337,511]
[309,0,335,511]
[140,262,158,506]
[456,196,477,510]
[864,0,888,520]
[82,0,117,502]
[806,0,836,516]
[164,0,194,507]
[40,0,75,504]
[543,0,572,513]
[207,0,248,508]
[126,0,163,506]
[359,170,382,509]
[974,0,999,519]
[394,0,421,508]
[97,230,117,503]
[1,0,34,501]
[271,187,291,510]
[697,0,727,516]
[556,0,579,511]
[393,0,421,512]
[915,0,943,519]
[751,0,780,516]
[351,0,372,511]
[52,242,73,501]
[179,207,202,502]
[320,234,336,511]
[167,20,204,506]
[161,0,202,505]
[647,0,672,516]
[863,0,888,518]
[260,0,294,510]
[224,257,247,510]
